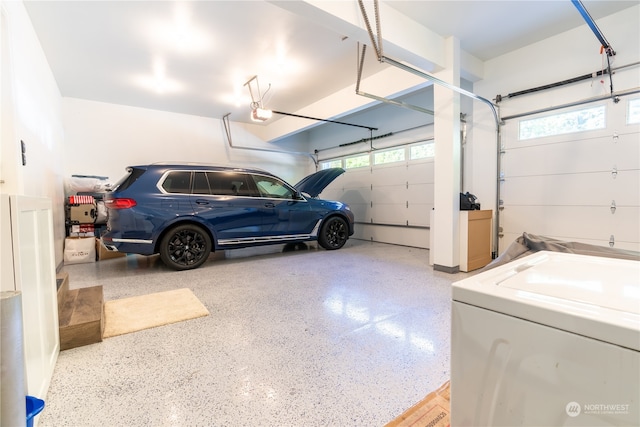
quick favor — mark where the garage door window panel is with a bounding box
[628,98,640,124]
[374,148,405,165]
[518,105,606,140]
[410,142,435,160]
[321,159,343,170]
[345,154,370,169]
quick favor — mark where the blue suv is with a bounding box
[102,163,354,270]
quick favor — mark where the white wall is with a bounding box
[1,0,66,265]
[61,98,314,187]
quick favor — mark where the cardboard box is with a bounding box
[95,238,126,261]
[68,203,97,224]
[385,381,450,427]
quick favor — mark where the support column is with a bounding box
[433,37,461,273]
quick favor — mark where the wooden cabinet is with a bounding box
[459,210,492,272]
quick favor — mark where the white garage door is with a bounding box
[499,97,640,252]
[320,138,435,248]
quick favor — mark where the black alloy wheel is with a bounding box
[159,224,212,270]
[318,216,348,250]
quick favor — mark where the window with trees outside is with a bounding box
[345,154,370,169]
[410,142,435,160]
[374,148,405,165]
[628,98,640,124]
[319,141,435,170]
[519,105,606,140]
[321,159,343,170]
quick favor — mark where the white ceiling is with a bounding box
[24,0,635,135]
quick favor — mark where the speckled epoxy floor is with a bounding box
[39,240,470,427]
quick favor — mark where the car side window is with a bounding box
[192,172,211,195]
[208,172,259,197]
[252,175,294,199]
[162,171,192,194]
[113,167,145,192]
[208,172,234,196]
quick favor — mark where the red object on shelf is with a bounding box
[68,195,95,205]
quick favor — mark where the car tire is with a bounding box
[159,224,212,270]
[318,216,348,250]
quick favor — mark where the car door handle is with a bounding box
[195,199,210,205]
[264,202,275,208]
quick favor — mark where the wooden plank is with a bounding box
[56,272,69,319]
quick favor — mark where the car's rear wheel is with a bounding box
[159,224,212,270]
[318,216,348,250]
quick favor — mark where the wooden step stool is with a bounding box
[57,272,104,350]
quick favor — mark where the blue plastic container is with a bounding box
[26,396,45,427]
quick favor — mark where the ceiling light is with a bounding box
[144,4,211,54]
[132,57,183,94]
[133,74,183,94]
[244,75,273,122]
[251,108,273,122]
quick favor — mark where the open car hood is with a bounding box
[294,168,345,198]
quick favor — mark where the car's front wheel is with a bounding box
[318,216,348,250]
[159,224,212,270]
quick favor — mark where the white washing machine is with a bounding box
[451,251,640,426]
